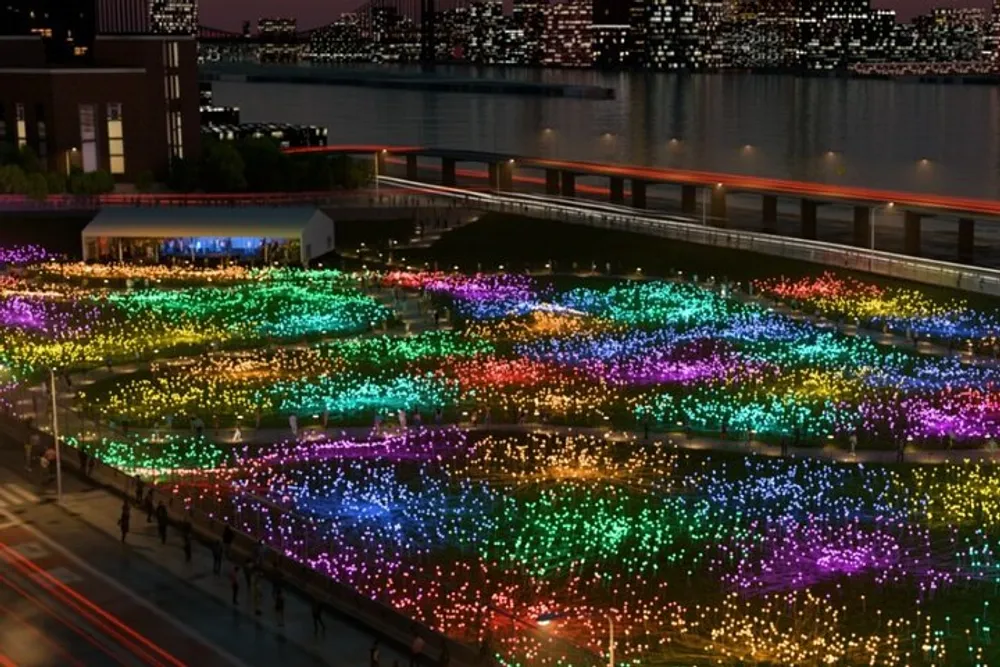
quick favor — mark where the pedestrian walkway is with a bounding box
[56,482,414,667]
[0,482,39,508]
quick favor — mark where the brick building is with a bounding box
[0,34,200,182]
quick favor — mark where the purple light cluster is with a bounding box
[0,245,56,266]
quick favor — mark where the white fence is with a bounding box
[378,176,1000,298]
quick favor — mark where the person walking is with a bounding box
[211,539,223,575]
[222,524,234,558]
[230,565,240,605]
[155,501,168,545]
[181,517,193,563]
[145,488,155,523]
[369,639,381,667]
[311,597,326,636]
[42,445,56,483]
[849,432,858,458]
[118,500,131,544]
[409,631,425,667]
[274,588,285,627]
[78,446,89,477]
[252,539,265,568]
[251,570,262,616]
[24,435,36,471]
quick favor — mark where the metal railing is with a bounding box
[379,176,1000,298]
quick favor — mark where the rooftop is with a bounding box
[83,207,327,239]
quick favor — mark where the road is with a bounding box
[0,436,414,667]
[0,480,252,667]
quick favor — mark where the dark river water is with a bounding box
[212,65,1000,200]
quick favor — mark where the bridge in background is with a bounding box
[6,143,1000,269]
[284,144,998,265]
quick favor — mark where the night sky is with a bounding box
[199,0,993,31]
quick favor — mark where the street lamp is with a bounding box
[869,201,894,250]
[374,149,387,198]
[48,369,62,499]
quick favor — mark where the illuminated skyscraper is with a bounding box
[1,0,97,63]
[149,0,197,35]
[542,0,592,67]
[513,0,547,65]
[592,0,631,67]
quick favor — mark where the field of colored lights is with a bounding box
[156,430,999,665]
[68,268,1000,446]
[5,249,1000,664]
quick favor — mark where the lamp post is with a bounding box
[49,369,62,499]
[374,151,379,198]
[701,188,708,226]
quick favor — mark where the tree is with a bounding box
[236,137,291,192]
[18,146,42,174]
[135,170,155,193]
[0,164,28,194]
[69,169,115,195]
[45,171,66,194]
[200,139,246,192]
[24,172,48,201]
[329,156,370,190]
[167,157,199,192]
[291,154,334,191]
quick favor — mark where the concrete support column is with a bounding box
[376,151,387,174]
[853,206,870,248]
[681,185,696,214]
[762,195,778,232]
[958,217,974,263]
[632,180,647,209]
[545,169,560,195]
[498,161,514,192]
[609,176,625,204]
[560,171,575,197]
[406,154,418,181]
[710,187,727,225]
[801,199,818,240]
[442,158,456,187]
[488,163,499,190]
[904,211,922,256]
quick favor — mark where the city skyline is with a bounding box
[199,0,992,29]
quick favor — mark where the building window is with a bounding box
[164,41,180,68]
[37,122,46,159]
[78,104,97,172]
[35,104,46,158]
[15,104,26,149]
[167,110,184,160]
[107,103,125,175]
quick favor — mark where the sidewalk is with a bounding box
[55,478,418,667]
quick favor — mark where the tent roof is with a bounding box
[83,207,325,239]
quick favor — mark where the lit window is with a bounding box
[107,103,124,174]
[15,104,26,149]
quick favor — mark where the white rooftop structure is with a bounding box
[82,207,335,265]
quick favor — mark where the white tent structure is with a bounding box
[82,207,335,266]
